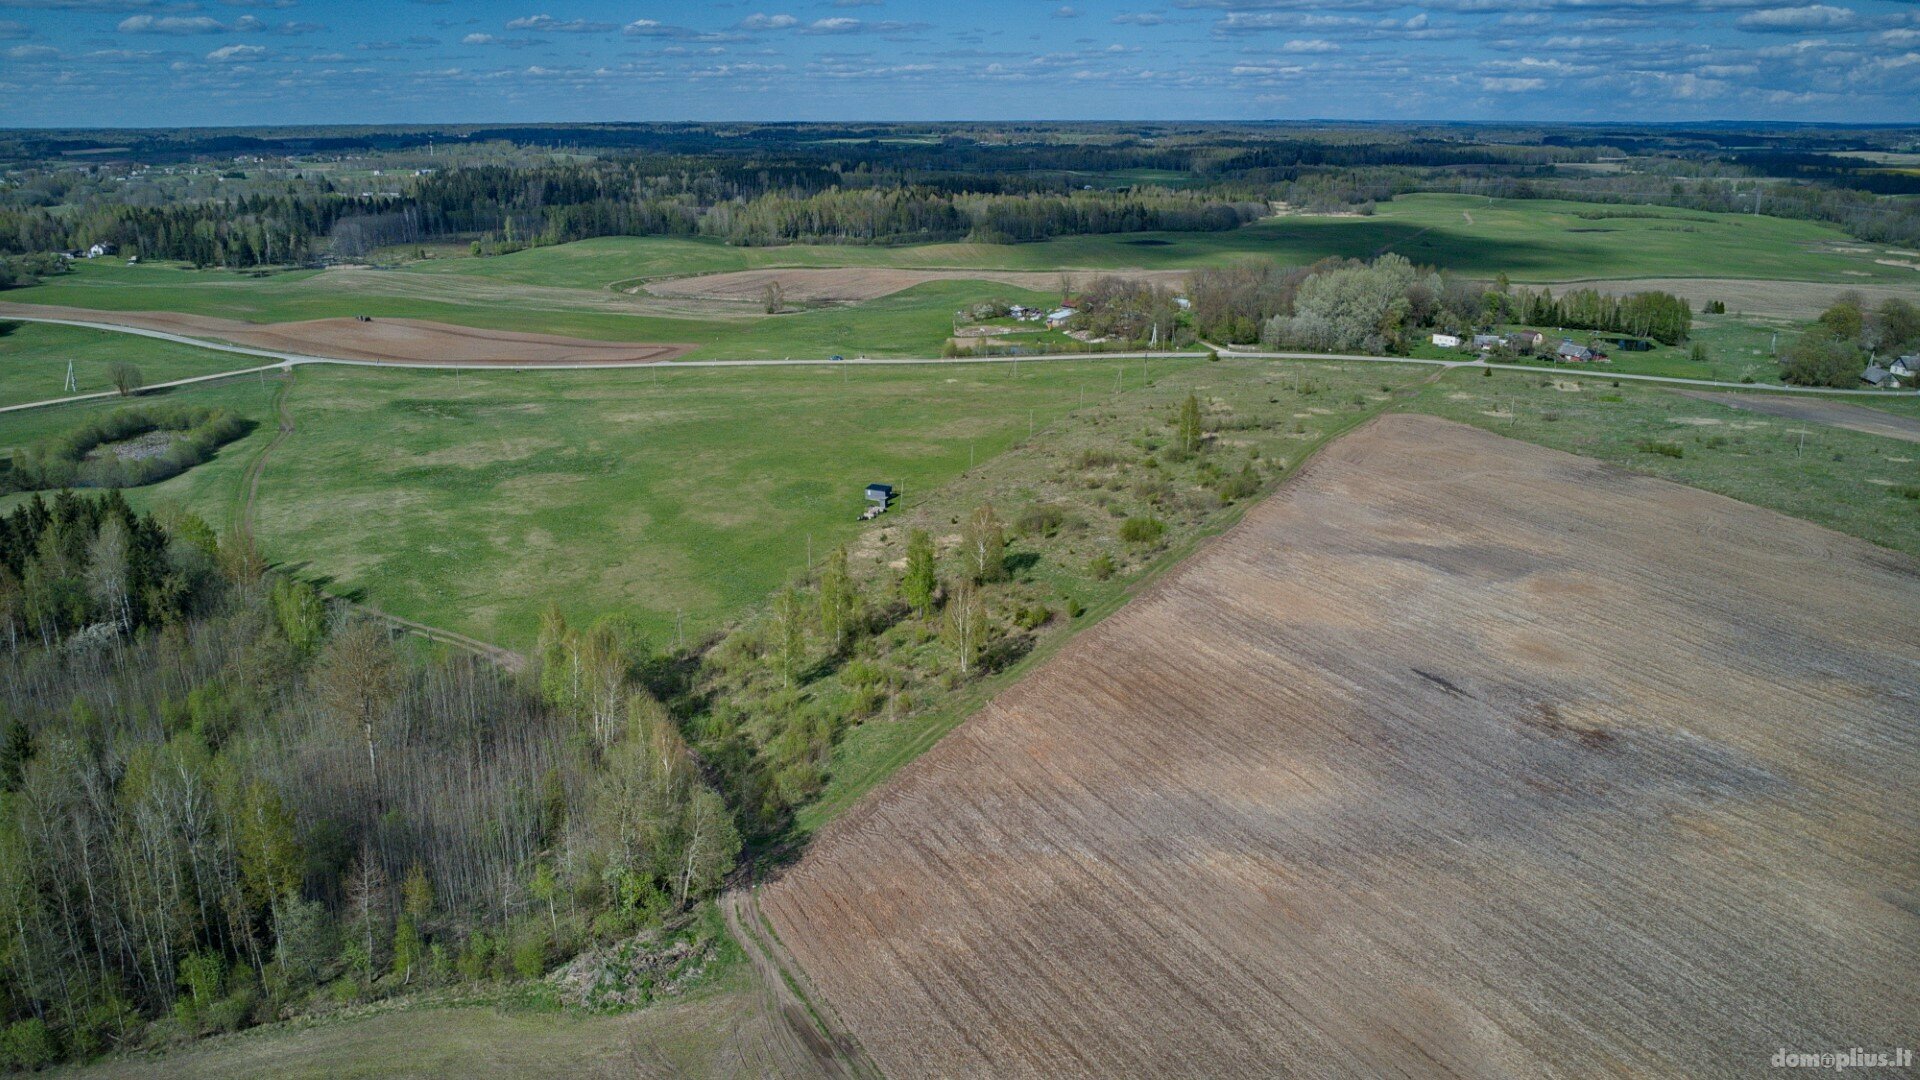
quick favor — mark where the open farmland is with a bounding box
[644,267,1183,304]
[0,304,690,365]
[759,413,1920,1078]
[0,320,260,407]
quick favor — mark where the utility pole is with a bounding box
[63,361,77,394]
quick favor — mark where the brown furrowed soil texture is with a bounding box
[759,413,1920,1078]
[0,303,690,364]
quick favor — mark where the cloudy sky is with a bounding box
[2,0,1917,127]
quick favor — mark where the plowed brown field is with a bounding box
[760,413,1920,1078]
[0,303,690,364]
[642,268,1187,303]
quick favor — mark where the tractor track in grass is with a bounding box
[229,365,528,672]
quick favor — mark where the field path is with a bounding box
[227,366,529,671]
[760,414,1920,1077]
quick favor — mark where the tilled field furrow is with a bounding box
[761,414,1919,1077]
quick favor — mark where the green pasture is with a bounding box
[1406,369,1920,559]
[397,193,1918,286]
[232,357,1161,650]
[0,321,266,408]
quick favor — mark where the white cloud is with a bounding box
[1736,5,1857,32]
[206,42,265,61]
[738,13,797,30]
[804,17,861,33]
[117,14,224,34]
[1282,38,1339,52]
[505,15,615,33]
[1479,76,1544,92]
[1112,12,1163,26]
[461,32,495,44]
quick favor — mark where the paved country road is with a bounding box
[1,312,1914,417]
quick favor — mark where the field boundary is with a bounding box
[795,391,1391,835]
[720,891,881,1079]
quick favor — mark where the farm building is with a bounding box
[1472,334,1504,350]
[865,483,894,506]
[86,242,117,258]
[1891,356,1918,380]
[1861,364,1893,388]
[1046,308,1077,328]
[1431,333,1462,348]
[1556,340,1598,362]
[1507,330,1545,350]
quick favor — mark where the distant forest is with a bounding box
[2,122,1918,269]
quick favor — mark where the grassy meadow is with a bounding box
[1407,368,1920,558]
[0,320,267,407]
[0,357,1179,651]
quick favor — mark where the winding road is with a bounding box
[0,312,1912,418]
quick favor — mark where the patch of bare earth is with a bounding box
[643,268,1187,303]
[0,303,691,365]
[1541,278,1920,319]
[1671,390,1920,444]
[759,413,1920,1078]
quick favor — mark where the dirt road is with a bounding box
[760,414,1920,1077]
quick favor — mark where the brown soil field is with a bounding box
[1547,277,1920,319]
[0,302,690,365]
[760,414,1920,1078]
[1672,390,1920,444]
[642,268,1186,303]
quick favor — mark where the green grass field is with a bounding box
[0,358,1172,651]
[0,321,263,408]
[399,193,1919,286]
[1407,369,1920,558]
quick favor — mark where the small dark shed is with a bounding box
[865,483,894,505]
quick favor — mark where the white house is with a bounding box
[1431,333,1462,348]
[1046,307,1077,328]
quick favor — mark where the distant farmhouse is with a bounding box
[1431,333,1462,348]
[1555,339,1607,363]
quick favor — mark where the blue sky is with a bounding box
[1,0,1917,127]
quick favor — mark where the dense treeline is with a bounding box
[2,406,249,494]
[0,495,739,1069]
[1180,253,1693,354]
[8,123,1920,266]
[1509,287,1693,345]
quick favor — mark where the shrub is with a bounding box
[1892,484,1920,501]
[3,404,249,493]
[1119,516,1165,544]
[1013,604,1052,631]
[0,1019,57,1070]
[1088,554,1117,580]
[1635,440,1685,459]
[1015,504,1066,538]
